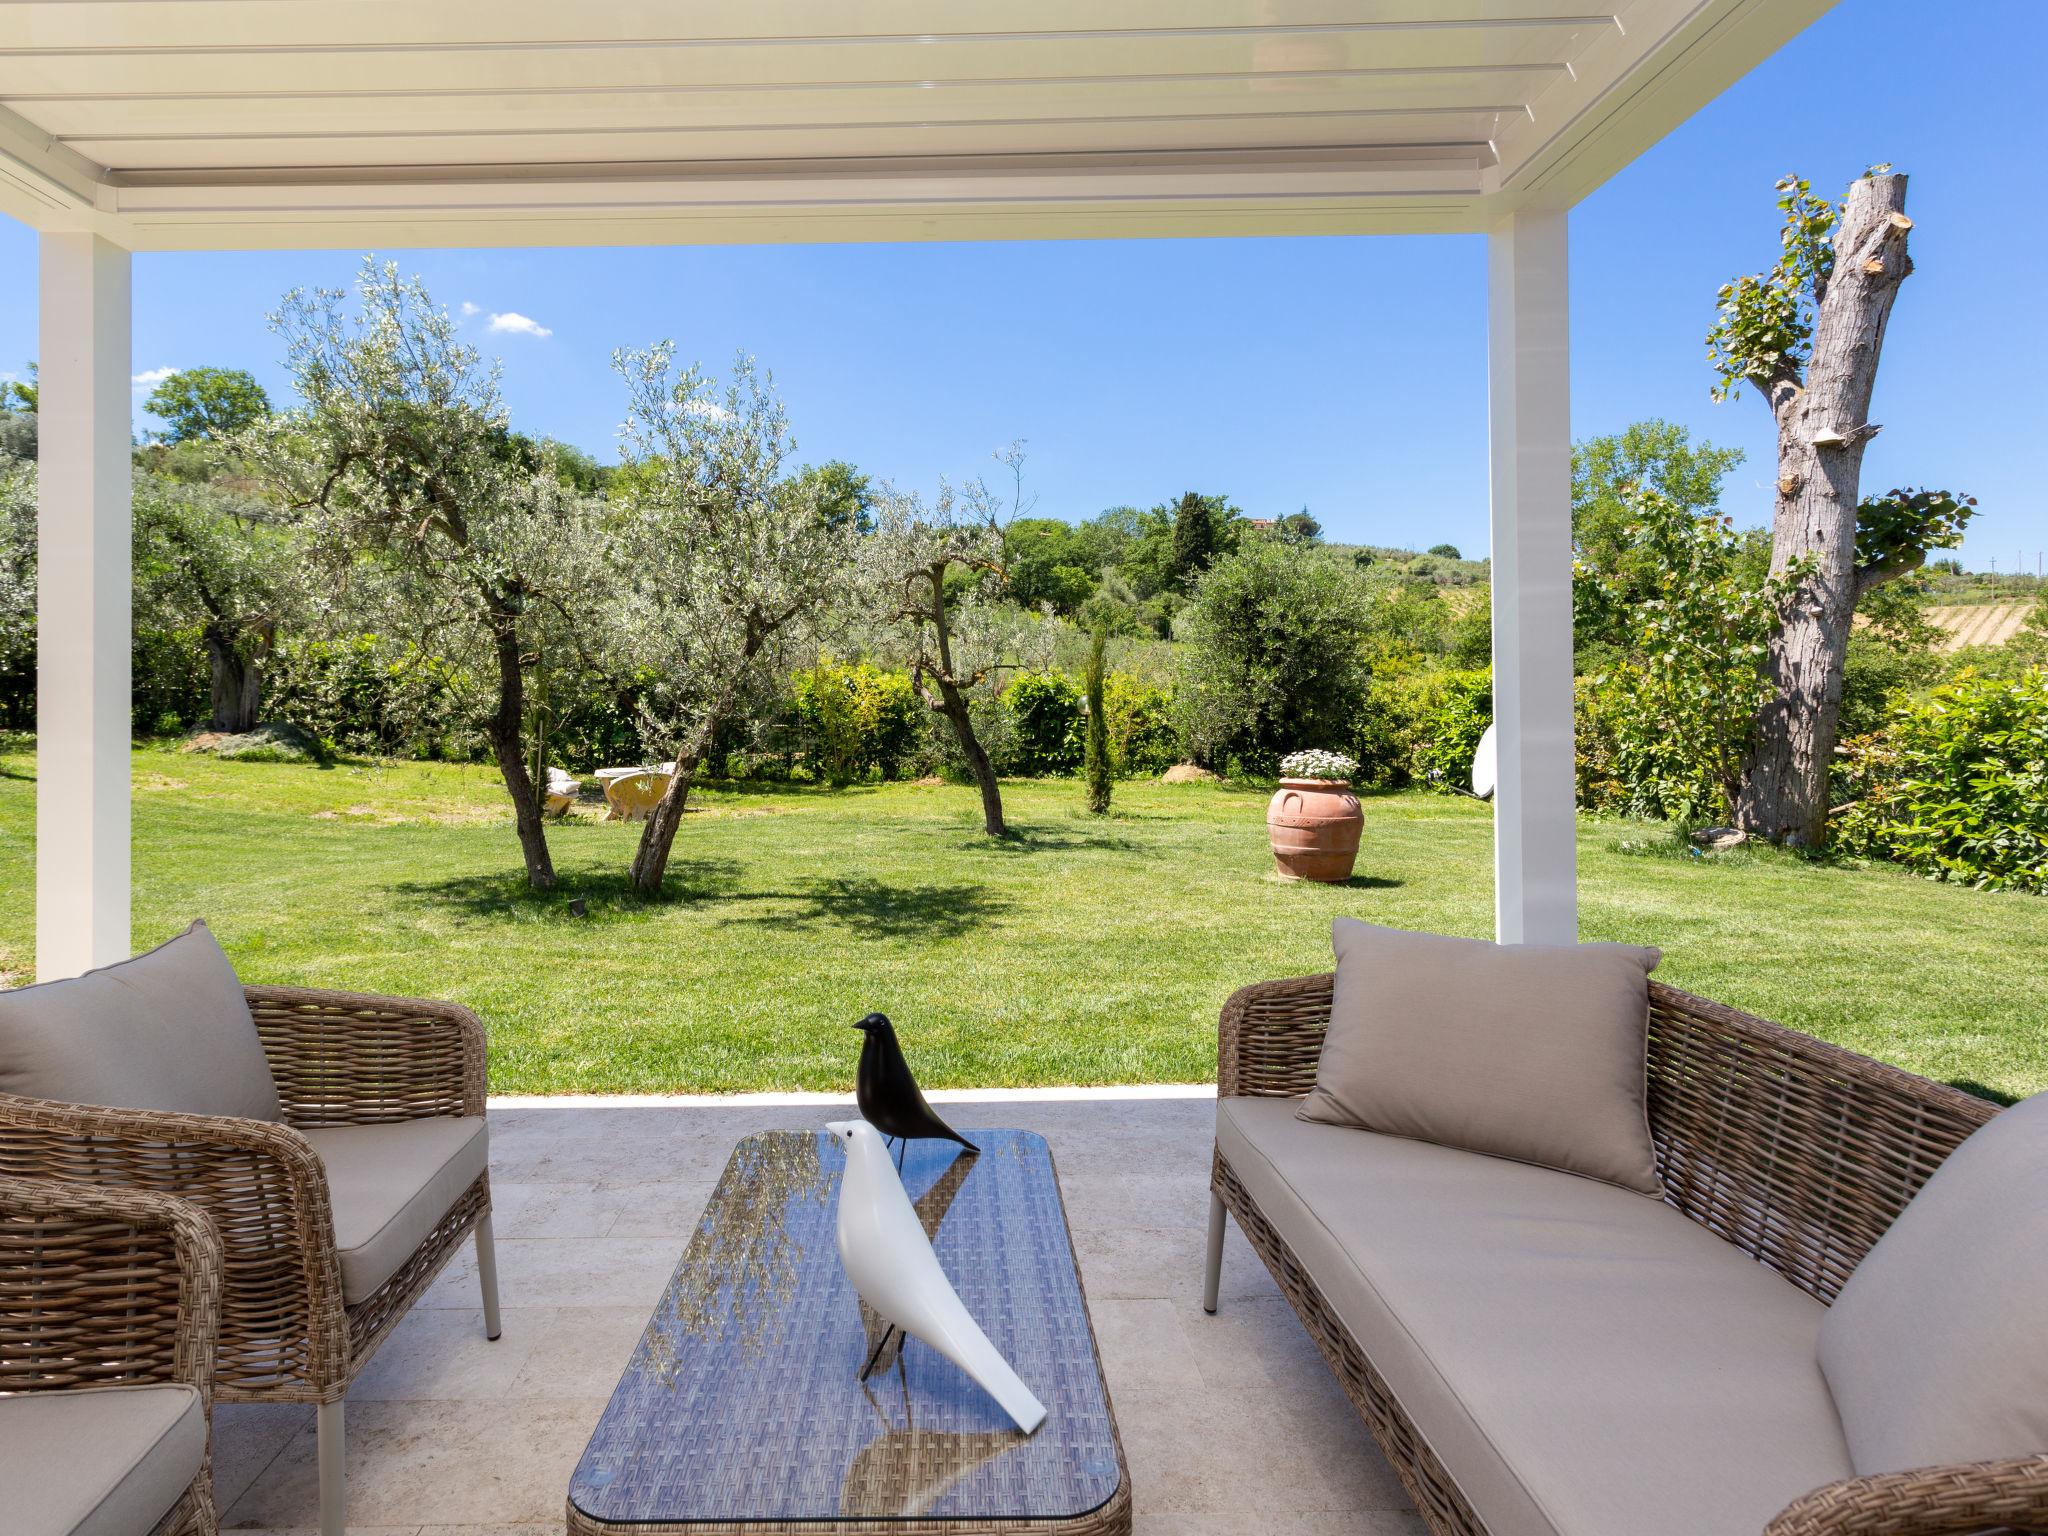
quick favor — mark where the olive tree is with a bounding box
[1707,169,1974,844]
[1175,539,1374,775]
[859,447,1030,837]
[609,347,852,896]
[132,478,298,731]
[249,259,608,889]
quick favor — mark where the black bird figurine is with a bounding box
[854,1013,978,1159]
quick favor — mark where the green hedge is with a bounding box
[1832,668,2048,893]
[788,656,921,784]
[1360,666,1492,793]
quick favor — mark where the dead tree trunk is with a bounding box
[485,598,556,890]
[1735,172,1913,846]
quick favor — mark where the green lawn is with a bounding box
[0,743,2040,1101]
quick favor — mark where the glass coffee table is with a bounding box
[567,1128,1130,1535]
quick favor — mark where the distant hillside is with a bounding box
[1323,543,1491,587]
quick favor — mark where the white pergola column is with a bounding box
[37,232,132,979]
[1486,209,1577,947]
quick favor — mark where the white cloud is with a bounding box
[459,301,482,317]
[131,366,180,388]
[679,398,733,422]
[485,311,552,338]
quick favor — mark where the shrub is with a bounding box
[999,669,1085,776]
[1176,542,1373,775]
[1575,661,1728,824]
[1102,672,1177,776]
[132,625,209,735]
[267,633,475,760]
[1403,669,1493,792]
[789,656,920,784]
[1573,487,1790,822]
[1831,668,2048,892]
[1367,667,1492,793]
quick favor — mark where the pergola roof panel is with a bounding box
[0,0,1835,248]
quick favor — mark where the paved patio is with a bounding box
[210,1092,1422,1535]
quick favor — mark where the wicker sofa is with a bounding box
[0,1175,223,1536]
[1203,973,2045,1536]
[0,982,499,1536]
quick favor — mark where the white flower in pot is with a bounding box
[1269,749,1363,882]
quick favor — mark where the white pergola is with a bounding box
[2,0,1834,979]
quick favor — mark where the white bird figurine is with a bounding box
[824,1120,1047,1434]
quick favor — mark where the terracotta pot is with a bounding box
[1267,778,1362,882]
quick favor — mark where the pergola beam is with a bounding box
[36,230,133,979]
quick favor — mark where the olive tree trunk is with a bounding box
[485,605,556,890]
[932,675,1006,837]
[915,566,1004,837]
[1735,172,1913,846]
[202,623,267,733]
[629,714,720,897]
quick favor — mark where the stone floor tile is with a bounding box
[1136,1513,1427,1536]
[1089,1297,1207,1400]
[212,1402,314,1512]
[421,1236,681,1311]
[594,1179,721,1237]
[487,1181,620,1241]
[347,1306,546,1401]
[224,1398,606,1529]
[504,1306,655,1400]
[1072,1223,1276,1305]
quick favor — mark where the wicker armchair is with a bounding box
[0,1175,224,1536]
[1206,973,2043,1536]
[0,985,500,1536]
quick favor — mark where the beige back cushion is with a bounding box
[0,919,279,1120]
[1299,919,1664,1195]
[1818,1090,2048,1474]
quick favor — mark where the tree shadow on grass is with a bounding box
[700,776,887,803]
[391,859,747,924]
[721,875,1012,942]
[955,823,1144,855]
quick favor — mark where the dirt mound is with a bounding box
[183,721,326,764]
[1162,763,1221,784]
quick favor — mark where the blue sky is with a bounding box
[1,0,2041,569]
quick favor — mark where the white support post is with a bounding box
[37,233,132,979]
[1487,210,1577,947]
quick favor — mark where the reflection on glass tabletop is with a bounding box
[567,1128,1126,1530]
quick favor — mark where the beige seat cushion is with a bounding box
[303,1116,489,1304]
[0,1383,204,1536]
[1818,1090,2047,1474]
[1219,1096,1853,1536]
[0,919,278,1121]
[1300,919,1663,1194]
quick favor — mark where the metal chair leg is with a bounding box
[316,1399,345,1536]
[1202,1191,1227,1314]
[475,1213,503,1341]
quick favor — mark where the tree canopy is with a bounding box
[144,366,272,443]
